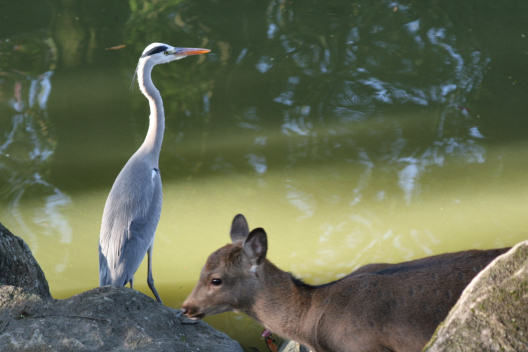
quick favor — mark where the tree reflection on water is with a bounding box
[0,34,72,269]
[126,0,491,202]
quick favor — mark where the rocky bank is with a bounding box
[424,240,528,352]
[0,223,242,352]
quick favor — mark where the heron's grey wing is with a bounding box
[99,164,162,286]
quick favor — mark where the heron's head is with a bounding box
[139,42,210,65]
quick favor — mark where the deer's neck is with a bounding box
[247,261,321,348]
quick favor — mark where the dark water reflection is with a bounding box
[126,0,505,199]
[1,0,527,349]
[0,31,72,264]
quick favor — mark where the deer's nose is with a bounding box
[181,303,194,317]
[180,303,204,320]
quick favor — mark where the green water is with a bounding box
[1,0,527,350]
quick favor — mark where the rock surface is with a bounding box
[0,286,243,352]
[424,240,528,352]
[0,223,51,298]
[0,223,243,352]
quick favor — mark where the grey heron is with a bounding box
[98,43,210,303]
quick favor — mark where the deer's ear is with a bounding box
[243,228,268,265]
[230,214,249,243]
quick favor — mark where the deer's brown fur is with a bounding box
[182,214,508,352]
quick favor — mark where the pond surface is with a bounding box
[1,0,527,349]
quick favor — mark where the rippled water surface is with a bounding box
[1,0,527,349]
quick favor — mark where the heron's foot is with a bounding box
[151,291,162,304]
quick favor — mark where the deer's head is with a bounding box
[182,214,268,319]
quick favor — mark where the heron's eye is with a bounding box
[163,50,170,55]
[211,278,222,286]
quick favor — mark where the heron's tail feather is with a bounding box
[99,246,112,286]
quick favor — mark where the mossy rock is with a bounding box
[424,241,528,352]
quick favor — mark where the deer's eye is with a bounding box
[211,278,222,286]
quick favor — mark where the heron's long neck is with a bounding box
[137,60,165,165]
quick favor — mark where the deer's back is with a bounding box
[305,248,508,352]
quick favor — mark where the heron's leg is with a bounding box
[147,246,162,303]
[129,278,133,289]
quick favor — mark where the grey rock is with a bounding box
[0,223,242,352]
[0,223,51,298]
[0,285,45,311]
[0,286,243,352]
[424,240,528,352]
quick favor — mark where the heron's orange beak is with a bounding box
[174,48,211,56]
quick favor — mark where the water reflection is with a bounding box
[151,0,494,268]
[264,1,490,159]
[0,36,72,267]
[128,1,493,209]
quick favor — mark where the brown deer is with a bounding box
[182,214,508,352]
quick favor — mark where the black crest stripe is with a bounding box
[141,45,168,58]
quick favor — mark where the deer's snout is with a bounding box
[181,302,204,320]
